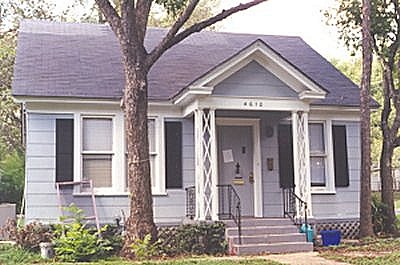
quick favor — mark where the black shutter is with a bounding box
[165,121,182,189]
[278,124,294,188]
[56,119,74,182]
[332,125,349,187]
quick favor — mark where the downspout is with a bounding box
[17,103,27,225]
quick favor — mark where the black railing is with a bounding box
[185,186,196,219]
[185,185,242,244]
[282,187,308,229]
[217,184,242,244]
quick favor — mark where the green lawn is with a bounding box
[319,238,400,265]
[0,244,282,265]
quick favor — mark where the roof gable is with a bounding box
[213,61,298,98]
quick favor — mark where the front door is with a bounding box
[217,125,254,216]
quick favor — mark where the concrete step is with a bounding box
[232,241,314,255]
[229,233,307,244]
[224,218,293,227]
[226,225,299,236]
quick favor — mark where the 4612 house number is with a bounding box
[243,101,263,107]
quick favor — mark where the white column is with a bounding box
[194,109,205,220]
[194,108,218,220]
[210,109,219,220]
[291,111,312,218]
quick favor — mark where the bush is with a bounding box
[52,203,113,262]
[156,222,227,256]
[372,194,389,235]
[0,219,52,251]
[0,151,24,212]
[0,243,42,265]
[131,234,158,260]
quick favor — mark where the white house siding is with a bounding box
[25,113,194,225]
[311,121,360,219]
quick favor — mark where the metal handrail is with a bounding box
[185,185,242,244]
[282,187,308,231]
[185,186,196,220]
[217,184,242,244]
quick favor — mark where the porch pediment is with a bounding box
[174,40,327,105]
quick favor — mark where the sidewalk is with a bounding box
[266,252,350,265]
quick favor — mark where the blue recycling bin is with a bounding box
[320,229,341,246]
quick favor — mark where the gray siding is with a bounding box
[25,113,194,224]
[213,61,298,98]
[25,111,359,224]
[311,122,360,219]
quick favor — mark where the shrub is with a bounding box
[131,234,158,260]
[0,243,42,265]
[372,194,389,235]
[0,219,52,251]
[156,221,227,256]
[52,204,113,262]
[0,151,24,212]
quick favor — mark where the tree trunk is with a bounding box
[121,57,157,255]
[380,133,396,234]
[359,0,374,238]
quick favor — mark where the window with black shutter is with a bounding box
[278,124,294,188]
[56,119,74,182]
[165,121,182,189]
[332,125,349,187]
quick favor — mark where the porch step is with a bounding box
[226,225,299,236]
[232,242,314,255]
[225,218,293,227]
[229,233,306,244]
[225,218,313,255]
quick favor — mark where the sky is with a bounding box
[219,0,350,60]
[55,0,351,60]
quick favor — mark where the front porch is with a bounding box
[187,107,313,222]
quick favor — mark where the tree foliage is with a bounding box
[327,0,400,234]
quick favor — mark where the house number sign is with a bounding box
[243,101,264,107]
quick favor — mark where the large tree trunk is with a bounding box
[380,139,396,234]
[122,57,157,255]
[359,0,374,238]
[379,64,398,235]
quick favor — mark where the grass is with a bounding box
[0,243,282,265]
[319,237,400,265]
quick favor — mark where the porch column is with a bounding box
[194,108,219,220]
[291,111,312,217]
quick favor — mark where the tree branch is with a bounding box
[94,0,122,36]
[146,0,267,68]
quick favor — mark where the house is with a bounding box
[13,20,365,251]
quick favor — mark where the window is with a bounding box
[82,117,113,188]
[309,123,327,186]
[126,119,157,190]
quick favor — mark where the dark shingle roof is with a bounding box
[12,20,363,107]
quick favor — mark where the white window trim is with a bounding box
[309,119,336,194]
[123,116,167,196]
[74,113,126,195]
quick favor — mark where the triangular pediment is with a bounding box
[212,61,298,98]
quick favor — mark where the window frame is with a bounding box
[79,115,116,194]
[124,116,167,195]
[309,119,335,194]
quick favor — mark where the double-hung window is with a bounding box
[126,119,158,191]
[309,123,327,187]
[82,117,114,189]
